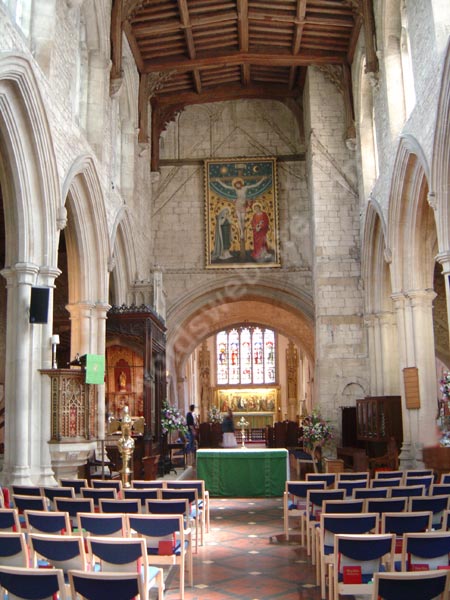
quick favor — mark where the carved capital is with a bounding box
[56,206,67,231]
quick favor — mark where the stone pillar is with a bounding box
[286,341,299,422]
[93,302,110,443]
[1,264,38,483]
[392,289,439,467]
[35,266,60,485]
[66,301,96,357]
[408,289,439,450]
[365,314,381,394]
[379,311,400,395]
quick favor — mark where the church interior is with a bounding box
[0,0,449,488]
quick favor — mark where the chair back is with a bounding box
[76,512,125,537]
[24,510,71,535]
[371,478,402,488]
[338,472,370,481]
[404,476,433,494]
[0,508,21,532]
[365,497,408,515]
[11,485,42,497]
[99,499,140,514]
[409,495,450,529]
[0,565,67,600]
[127,513,185,555]
[306,489,345,518]
[87,535,148,573]
[29,532,88,573]
[54,497,94,529]
[405,469,434,478]
[353,487,389,500]
[130,480,165,489]
[390,485,425,498]
[81,487,117,507]
[59,478,88,496]
[431,484,450,496]
[305,473,336,487]
[12,495,48,514]
[146,498,190,516]
[374,470,403,480]
[373,570,450,600]
[69,569,145,600]
[440,473,450,485]
[0,531,29,567]
[323,499,364,514]
[402,531,450,571]
[337,479,368,497]
[334,533,395,587]
[42,486,75,509]
[123,488,159,507]
[381,511,432,536]
[320,512,378,550]
[91,479,123,494]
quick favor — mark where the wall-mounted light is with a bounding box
[51,334,60,369]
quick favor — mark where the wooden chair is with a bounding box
[127,513,193,600]
[0,565,67,600]
[372,570,450,600]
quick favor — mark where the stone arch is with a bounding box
[166,278,314,405]
[387,135,434,293]
[0,54,59,265]
[432,44,450,252]
[362,198,400,395]
[362,198,390,313]
[110,207,137,306]
[0,53,60,485]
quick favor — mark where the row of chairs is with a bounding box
[323,530,450,600]
[0,531,166,600]
[0,511,193,599]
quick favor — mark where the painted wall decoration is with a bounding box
[205,158,280,268]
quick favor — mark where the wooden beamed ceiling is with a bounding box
[112,1,375,169]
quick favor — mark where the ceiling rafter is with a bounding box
[116,0,366,171]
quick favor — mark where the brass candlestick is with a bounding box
[117,405,135,488]
[237,416,249,448]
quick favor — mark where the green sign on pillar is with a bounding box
[85,354,105,384]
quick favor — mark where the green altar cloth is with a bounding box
[196,448,289,497]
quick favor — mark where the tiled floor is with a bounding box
[160,495,321,600]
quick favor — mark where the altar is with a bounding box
[196,448,289,497]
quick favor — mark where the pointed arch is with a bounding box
[62,155,110,303]
[432,43,450,251]
[166,277,314,378]
[362,198,391,313]
[0,53,60,266]
[387,135,434,293]
[110,207,137,306]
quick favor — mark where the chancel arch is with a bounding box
[166,279,314,422]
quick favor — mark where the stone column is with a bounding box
[392,289,439,467]
[35,266,60,485]
[93,302,110,443]
[408,289,439,450]
[66,301,96,357]
[1,263,38,484]
[365,314,381,394]
[379,311,400,395]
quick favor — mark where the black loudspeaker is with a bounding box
[29,287,50,324]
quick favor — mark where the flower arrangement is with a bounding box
[302,410,333,451]
[440,372,450,399]
[208,406,223,424]
[161,400,188,435]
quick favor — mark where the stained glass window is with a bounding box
[216,326,276,385]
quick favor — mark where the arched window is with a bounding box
[216,326,276,386]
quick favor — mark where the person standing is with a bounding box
[186,404,197,462]
[221,409,238,448]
